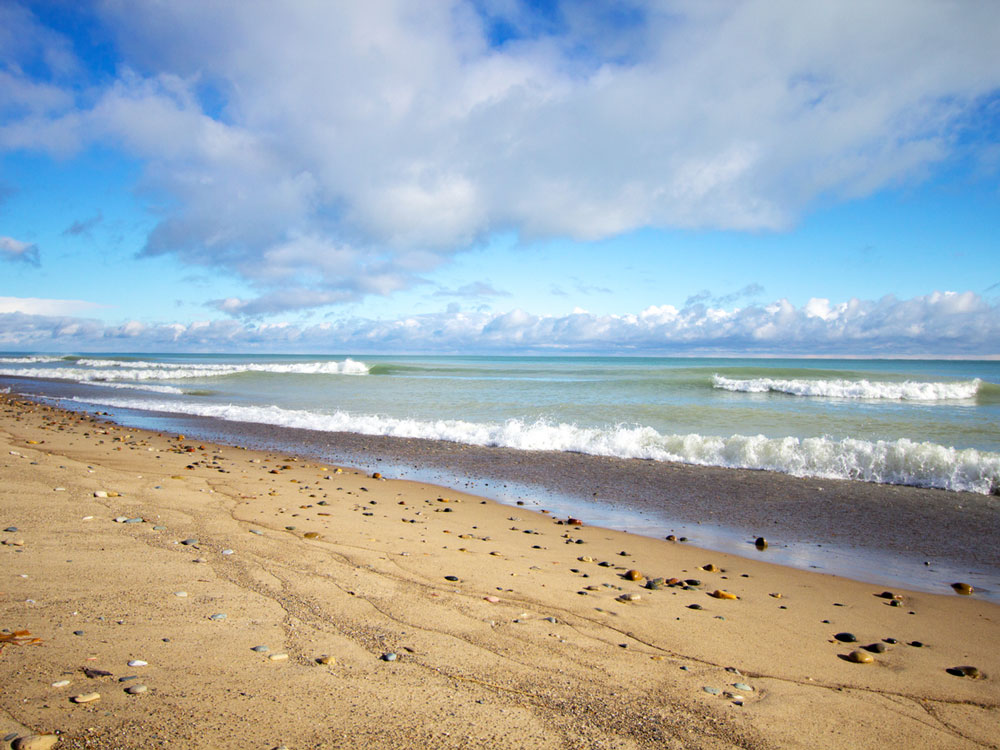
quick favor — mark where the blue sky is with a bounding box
[1,0,999,354]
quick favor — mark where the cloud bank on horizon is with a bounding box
[1,291,997,356]
[1,0,999,354]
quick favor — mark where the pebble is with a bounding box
[484,596,500,603]
[209,613,227,621]
[51,680,71,687]
[127,660,147,667]
[687,604,703,610]
[123,518,143,524]
[303,532,320,539]
[617,593,641,602]
[847,650,874,664]
[73,630,85,636]
[951,582,974,595]
[252,645,270,652]
[709,589,738,600]
[382,652,398,661]
[152,526,166,531]
[12,736,59,750]
[733,682,753,691]
[316,655,335,665]
[834,632,857,643]
[125,684,147,694]
[702,686,720,695]
[114,516,129,523]
[221,549,234,555]
[71,692,101,703]
[269,653,288,661]
[444,575,459,582]
[947,665,982,678]
[866,642,888,653]
[173,591,188,597]
[701,564,719,573]
[624,569,643,581]
[181,538,199,546]
[755,537,768,550]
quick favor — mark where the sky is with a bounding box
[1,0,999,355]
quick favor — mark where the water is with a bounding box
[3,353,999,494]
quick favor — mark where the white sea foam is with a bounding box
[0,358,369,382]
[713,374,981,401]
[62,395,1000,494]
[87,381,186,395]
[0,355,67,364]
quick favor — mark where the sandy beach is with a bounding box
[2,393,998,749]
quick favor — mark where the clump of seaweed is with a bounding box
[0,629,42,655]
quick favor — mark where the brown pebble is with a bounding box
[71,692,101,703]
[951,582,974,595]
[755,537,768,550]
[303,532,321,539]
[847,650,874,664]
[701,564,719,573]
[316,655,335,665]
[624,569,643,581]
[709,589,738,600]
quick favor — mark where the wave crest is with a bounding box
[0,358,369,382]
[713,374,981,401]
[62,396,1000,494]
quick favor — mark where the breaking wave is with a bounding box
[63,395,1000,494]
[713,374,981,401]
[0,358,369,382]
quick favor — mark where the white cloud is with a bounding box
[0,296,102,315]
[0,291,996,356]
[2,2,999,313]
[0,236,40,266]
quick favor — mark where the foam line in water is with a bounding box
[62,395,1000,494]
[713,374,981,401]
[0,358,369,381]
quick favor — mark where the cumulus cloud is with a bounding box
[0,291,996,356]
[0,236,40,266]
[1,1,999,313]
[0,296,102,315]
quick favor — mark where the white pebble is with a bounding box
[127,660,148,667]
[173,591,188,597]
[221,549,234,555]
[52,680,71,687]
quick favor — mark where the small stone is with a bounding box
[687,603,703,610]
[249,529,263,535]
[114,516,129,523]
[180,538,199,546]
[865,642,888,653]
[755,537,768,550]
[316,655,334,665]
[709,589,738,600]
[834,632,857,643]
[303,532,321,539]
[951,582,974,595]
[173,591,187,597]
[94,491,108,498]
[13,735,60,750]
[645,578,665,590]
[701,564,719,573]
[51,680,71,687]
[484,595,500,603]
[444,575,459,582]
[252,645,270,652]
[73,630,85,636]
[877,591,902,600]
[702,686,720,695]
[847,650,874,664]
[125,684,147,694]
[127,660,147,667]
[947,665,982,678]
[152,525,166,531]
[733,682,753,691]
[617,593,641,602]
[624,569,643,581]
[72,692,101,703]
[381,652,398,661]
[123,518,143,524]
[209,613,227,621]
[221,549,234,555]
[909,641,924,648]
[269,653,289,661]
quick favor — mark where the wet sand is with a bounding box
[2,393,999,749]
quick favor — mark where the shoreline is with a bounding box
[2,392,1000,748]
[8,376,998,600]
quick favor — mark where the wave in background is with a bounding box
[0,358,369,382]
[713,374,981,401]
[62,395,1000,494]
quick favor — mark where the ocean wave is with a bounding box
[62,395,1000,494]
[87,381,186,395]
[713,374,981,401]
[0,358,369,382]
[0,355,68,364]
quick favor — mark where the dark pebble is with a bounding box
[687,604,703,610]
[946,665,982,678]
[834,632,857,643]
[444,575,459,582]
[180,539,198,546]
[909,641,924,647]
[73,630,85,636]
[865,643,888,653]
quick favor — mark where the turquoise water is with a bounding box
[2,353,999,493]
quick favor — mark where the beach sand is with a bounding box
[1,394,998,749]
